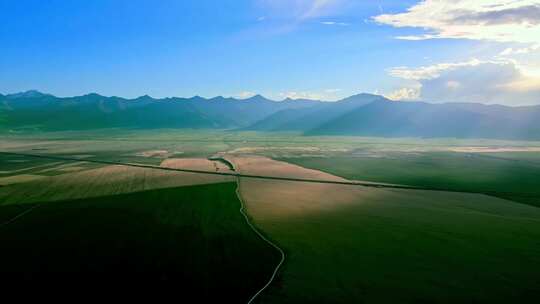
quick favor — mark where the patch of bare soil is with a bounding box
[227,147,321,154]
[447,146,540,153]
[37,161,88,173]
[0,174,47,186]
[225,155,346,181]
[135,150,171,158]
[231,155,511,220]
[229,155,359,218]
[0,164,233,205]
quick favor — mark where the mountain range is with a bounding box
[1,90,539,140]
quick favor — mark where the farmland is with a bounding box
[281,152,540,207]
[5,1,540,301]
[0,183,280,300]
[1,129,540,302]
[235,157,540,303]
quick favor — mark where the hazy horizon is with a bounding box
[3,89,540,108]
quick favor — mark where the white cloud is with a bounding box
[235,91,257,99]
[324,88,341,93]
[446,80,462,89]
[499,43,540,56]
[389,59,487,80]
[384,87,421,101]
[375,1,540,105]
[279,88,341,100]
[373,0,540,43]
[280,91,324,100]
[387,59,540,105]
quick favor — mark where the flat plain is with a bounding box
[1,129,540,302]
[0,182,280,300]
[234,156,540,303]
[281,152,540,207]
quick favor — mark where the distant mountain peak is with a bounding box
[345,92,385,99]
[209,96,229,102]
[6,90,51,99]
[337,93,389,104]
[190,95,207,101]
[2,90,539,140]
[354,92,379,97]
[82,92,104,98]
[135,94,154,100]
[244,94,271,102]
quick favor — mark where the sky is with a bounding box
[1,0,539,105]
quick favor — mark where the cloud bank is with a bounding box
[279,88,341,100]
[376,1,540,105]
[373,0,540,43]
[388,59,540,105]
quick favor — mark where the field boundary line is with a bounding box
[1,151,536,198]
[0,152,425,190]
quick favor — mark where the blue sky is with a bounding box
[1,0,539,105]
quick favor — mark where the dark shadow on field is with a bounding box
[0,183,280,301]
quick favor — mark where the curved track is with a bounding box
[236,177,285,304]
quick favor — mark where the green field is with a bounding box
[0,182,280,300]
[281,152,540,207]
[1,129,540,302]
[251,186,540,303]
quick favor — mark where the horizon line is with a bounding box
[2,89,538,108]
[1,90,383,103]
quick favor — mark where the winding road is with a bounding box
[227,158,285,304]
[236,176,285,304]
[0,151,288,302]
[1,151,534,302]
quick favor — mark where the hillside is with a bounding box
[2,90,540,140]
[246,96,540,140]
[305,100,540,139]
[0,91,320,131]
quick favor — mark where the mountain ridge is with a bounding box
[3,90,538,109]
[1,90,539,140]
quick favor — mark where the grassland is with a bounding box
[2,129,540,302]
[0,182,280,300]
[280,152,540,207]
[232,156,540,303]
[239,177,540,303]
[0,159,234,205]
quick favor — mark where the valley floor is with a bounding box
[1,129,540,302]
